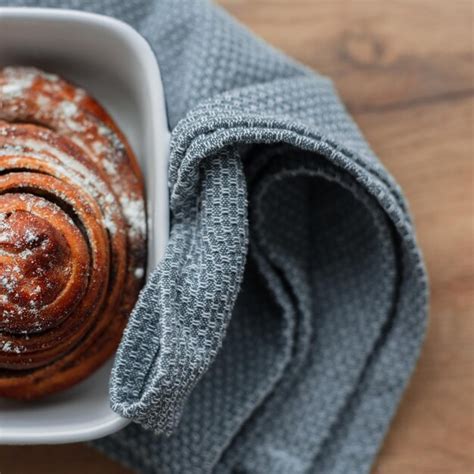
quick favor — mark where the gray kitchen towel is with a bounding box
[4,0,428,472]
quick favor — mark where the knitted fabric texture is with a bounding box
[3,1,428,473]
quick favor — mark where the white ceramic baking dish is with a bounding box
[0,8,170,444]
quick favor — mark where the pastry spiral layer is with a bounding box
[0,67,146,399]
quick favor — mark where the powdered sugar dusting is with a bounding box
[57,101,85,133]
[0,340,24,354]
[134,267,145,279]
[59,101,77,118]
[120,195,146,239]
[0,67,35,97]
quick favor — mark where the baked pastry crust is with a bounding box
[0,67,147,399]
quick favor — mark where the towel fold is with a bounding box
[3,0,428,472]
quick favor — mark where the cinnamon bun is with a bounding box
[0,66,147,399]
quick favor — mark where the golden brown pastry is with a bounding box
[0,66,147,399]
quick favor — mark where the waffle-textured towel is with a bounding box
[4,0,428,472]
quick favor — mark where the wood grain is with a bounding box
[1,1,473,472]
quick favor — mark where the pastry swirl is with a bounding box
[0,67,146,399]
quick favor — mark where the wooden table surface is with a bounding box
[1,1,473,473]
